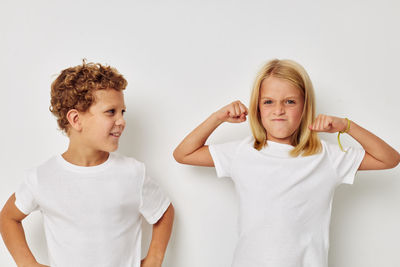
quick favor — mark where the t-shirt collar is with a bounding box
[56,153,114,173]
[261,140,294,157]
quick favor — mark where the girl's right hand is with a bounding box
[214,101,248,123]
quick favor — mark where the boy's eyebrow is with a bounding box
[103,104,127,110]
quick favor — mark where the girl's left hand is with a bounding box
[308,114,348,133]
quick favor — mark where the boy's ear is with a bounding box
[66,109,82,132]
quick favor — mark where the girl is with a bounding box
[173,59,400,267]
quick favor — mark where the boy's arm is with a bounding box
[141,204,174,267]
[309,115,400,170]
[173,101,248,166]
[0,194,47,267]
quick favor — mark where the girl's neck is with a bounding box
[266,136,294,146]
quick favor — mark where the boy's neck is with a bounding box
[62,145,110,167]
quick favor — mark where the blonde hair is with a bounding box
[249,59,321,157]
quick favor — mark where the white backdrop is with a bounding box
[1,0,399,266]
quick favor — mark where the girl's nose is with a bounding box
[273,103,285,115]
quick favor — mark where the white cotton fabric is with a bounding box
[209,137,365,267]
[15,153,170,267]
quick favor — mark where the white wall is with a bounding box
[1,0,399,266]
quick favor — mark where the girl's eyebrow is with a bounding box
[260,96,301,99]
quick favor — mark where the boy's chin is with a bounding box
[101,144,119,153]
[108,146,119,152]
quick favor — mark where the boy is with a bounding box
[0,61,174,267]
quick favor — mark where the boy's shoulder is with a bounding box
[110,152,145,170]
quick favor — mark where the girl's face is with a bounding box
[259,76,304,145]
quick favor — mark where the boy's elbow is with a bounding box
[0,211,4,234]
[391,152,400,169]
[393,155,400,169]
[0,208,9,235]
[172,149,185,164]
[385,154,400,169]
[0,195,25,233]
[172,150,180,162]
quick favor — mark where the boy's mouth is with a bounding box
[110,132,121,137]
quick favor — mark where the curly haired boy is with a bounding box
[0,61,174,267]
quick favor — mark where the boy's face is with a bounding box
[258,76,304,145]
[78,89,126,153]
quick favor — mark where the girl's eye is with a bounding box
[286,100,295,104]
[264,100,273,104]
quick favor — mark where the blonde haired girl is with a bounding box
[173,59,400,267]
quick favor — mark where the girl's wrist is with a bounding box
[210,111,225,125]
[340,118,351,133]
[337,118,352,152]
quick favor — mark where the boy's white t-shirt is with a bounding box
[15,153,170,267]
[209,137,365,267]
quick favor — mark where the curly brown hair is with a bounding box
[50,60,128,133]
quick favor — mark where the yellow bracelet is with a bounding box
[337,118,351,152]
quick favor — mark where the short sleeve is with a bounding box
[139,174,170,224]
[208,140,241,178]
[325,142,366,185]
[15,169,39,215]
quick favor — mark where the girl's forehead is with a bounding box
[260,77,303,97]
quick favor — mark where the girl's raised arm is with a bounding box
[173,101,248,167]
[309,114,400,170]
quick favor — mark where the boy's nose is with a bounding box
[116,116,126,127]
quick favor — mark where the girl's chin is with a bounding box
[267,133,294,142]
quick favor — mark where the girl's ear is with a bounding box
[66,109,83,132]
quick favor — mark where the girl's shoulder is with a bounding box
[212,136,254,149]
[319,138,365,162]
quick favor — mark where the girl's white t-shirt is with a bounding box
[209,137,365,267]
[15,153,170,267]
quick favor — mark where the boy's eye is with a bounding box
[122,109,126,115]
[106,109,115,114]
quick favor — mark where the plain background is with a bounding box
[1,0,399,266]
